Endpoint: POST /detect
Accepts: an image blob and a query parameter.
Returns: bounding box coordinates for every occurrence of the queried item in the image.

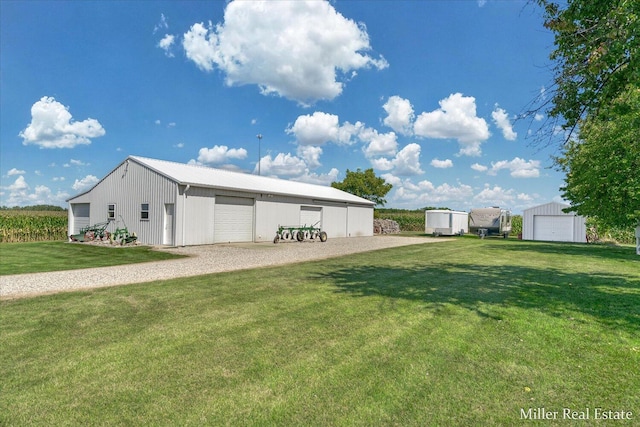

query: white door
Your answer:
[533,215,573,242]
[214,196,254,243]
[164,204,175,245]
[300,206,322,228]
[72,203,90,233]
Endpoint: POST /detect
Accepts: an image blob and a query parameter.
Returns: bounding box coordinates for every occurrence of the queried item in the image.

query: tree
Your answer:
[527,0,639,249]
[556,86,640,229]
[331,168,392,206]
[530,0,639,143]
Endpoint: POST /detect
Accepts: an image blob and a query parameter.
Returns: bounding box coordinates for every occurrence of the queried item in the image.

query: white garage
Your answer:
[67,156,375,246]
[523,202,587,243]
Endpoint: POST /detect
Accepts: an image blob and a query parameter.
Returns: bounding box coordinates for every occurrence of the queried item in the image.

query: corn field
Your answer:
[0,211,68,243]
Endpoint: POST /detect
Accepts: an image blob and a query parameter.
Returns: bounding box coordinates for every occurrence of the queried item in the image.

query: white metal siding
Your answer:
[300,206,322,228]
[533,215,574,241]
[184,190,216,245]
[214,196,254,243]
[523,202,586,243]
[70,203,90,234]
[67,161,177,245]
[322,205,348,238]
[347,205,373,237]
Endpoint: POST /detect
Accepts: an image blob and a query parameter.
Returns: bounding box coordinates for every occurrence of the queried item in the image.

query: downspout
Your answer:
[182,184,190,247]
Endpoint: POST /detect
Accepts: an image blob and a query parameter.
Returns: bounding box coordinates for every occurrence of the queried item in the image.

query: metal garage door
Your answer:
[533,215,573,242]
[300,206,322,227]
[71,203,90,234]
[214,196,254,243]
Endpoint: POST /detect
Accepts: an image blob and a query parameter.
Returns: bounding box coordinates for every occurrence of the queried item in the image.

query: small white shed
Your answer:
[522,202,586,243]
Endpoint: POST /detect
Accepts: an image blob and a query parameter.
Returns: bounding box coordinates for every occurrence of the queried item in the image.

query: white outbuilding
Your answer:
[522,202,587,243]
[67,156,374,246]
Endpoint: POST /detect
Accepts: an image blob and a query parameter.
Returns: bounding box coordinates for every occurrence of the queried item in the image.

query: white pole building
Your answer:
[522,202,587,243]
[67,156,375,246]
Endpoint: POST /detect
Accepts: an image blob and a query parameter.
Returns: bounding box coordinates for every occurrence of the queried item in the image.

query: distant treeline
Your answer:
[0,205,66,212]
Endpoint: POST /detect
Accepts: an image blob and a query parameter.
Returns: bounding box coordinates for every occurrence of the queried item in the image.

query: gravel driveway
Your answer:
[1,236,449,300]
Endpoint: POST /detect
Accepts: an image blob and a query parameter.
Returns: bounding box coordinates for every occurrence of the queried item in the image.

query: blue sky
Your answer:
[1,0,562,212]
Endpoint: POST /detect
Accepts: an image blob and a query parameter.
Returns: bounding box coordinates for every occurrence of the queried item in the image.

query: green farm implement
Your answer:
[70,221,110,242]
[69,216,137,245]
[110,216,137,245]
[273,222,327,244]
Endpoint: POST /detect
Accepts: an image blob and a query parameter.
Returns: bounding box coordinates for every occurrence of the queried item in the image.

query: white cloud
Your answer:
[471,163,488,172]
[7,168,26,176]
[430,158,453,168]
[337,121,365,145]
[392,143,423,175]
[386,175,474,207]
[287,112,340,146]
[195,145,248,165]
[297,145,323,169]
[370,143,423,176]
[158,34,176,57]
[413,93,490,156]
[72,175,99,191]
[1,176,70,207]
[382,96,415,135]
[292,167,340,186]
[474,184,515,206]
[154,13,169,34]
[491,106,517,140]
[360,128,398,157]
[19,97,106,149]
[257,152,308,177]
[489,157,540,178]
[182,0,388,104]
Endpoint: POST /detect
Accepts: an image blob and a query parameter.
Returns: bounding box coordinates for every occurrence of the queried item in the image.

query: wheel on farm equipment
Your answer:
[273,234,280,244]
[319,231,327,242]
[296,231,304,241]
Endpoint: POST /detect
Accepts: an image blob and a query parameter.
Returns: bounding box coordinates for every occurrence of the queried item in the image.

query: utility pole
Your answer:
[256,134,263,176]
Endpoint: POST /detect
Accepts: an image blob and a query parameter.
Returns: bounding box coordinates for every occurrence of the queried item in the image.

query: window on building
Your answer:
[108,204,116,220]
[141,203,149,220]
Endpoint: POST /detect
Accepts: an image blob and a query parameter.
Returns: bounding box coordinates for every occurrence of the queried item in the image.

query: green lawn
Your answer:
[1,239,638,425]
[0,241,186,275]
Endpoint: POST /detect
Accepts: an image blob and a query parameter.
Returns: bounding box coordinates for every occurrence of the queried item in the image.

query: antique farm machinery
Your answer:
[70,216,137,245]
[273,222,327,244]
[70,221,110,242]
[110,216,137,245]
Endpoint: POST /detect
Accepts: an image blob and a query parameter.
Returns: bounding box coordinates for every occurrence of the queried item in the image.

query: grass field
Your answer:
[0,242,186,276]
[1,238,638,425]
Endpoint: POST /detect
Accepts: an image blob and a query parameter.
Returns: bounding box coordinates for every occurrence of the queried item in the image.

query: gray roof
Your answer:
[128,156,374,205]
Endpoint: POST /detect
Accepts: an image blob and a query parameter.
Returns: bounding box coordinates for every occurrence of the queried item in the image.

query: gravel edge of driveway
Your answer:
[0,235,451,300]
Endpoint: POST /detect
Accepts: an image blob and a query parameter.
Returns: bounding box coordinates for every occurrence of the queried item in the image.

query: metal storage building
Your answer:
[67,156,375,246]
[522,202,586,243]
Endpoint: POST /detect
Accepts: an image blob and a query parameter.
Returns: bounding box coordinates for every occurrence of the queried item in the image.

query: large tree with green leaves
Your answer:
[532,0,639,141]
[556,86,640,229]
[331,168,392,206]
[531,0,640,237]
